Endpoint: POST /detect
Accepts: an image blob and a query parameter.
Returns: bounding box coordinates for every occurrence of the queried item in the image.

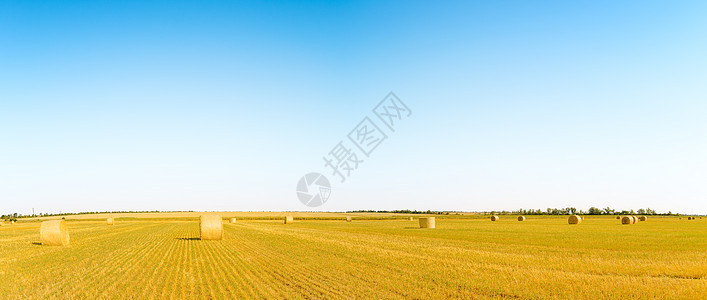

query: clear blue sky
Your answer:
[1,1,706,215]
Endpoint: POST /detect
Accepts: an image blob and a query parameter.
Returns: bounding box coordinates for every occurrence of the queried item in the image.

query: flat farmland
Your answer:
[1,216,705,298]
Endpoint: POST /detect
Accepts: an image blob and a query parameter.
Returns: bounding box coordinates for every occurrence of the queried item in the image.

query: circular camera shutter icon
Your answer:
[296,172,331,207]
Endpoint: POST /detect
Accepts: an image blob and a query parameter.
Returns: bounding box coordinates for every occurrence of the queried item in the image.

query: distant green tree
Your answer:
[588,207,602,215]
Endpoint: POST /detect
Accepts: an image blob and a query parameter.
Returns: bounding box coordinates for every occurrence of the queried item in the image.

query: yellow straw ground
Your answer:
[0,216,705,298]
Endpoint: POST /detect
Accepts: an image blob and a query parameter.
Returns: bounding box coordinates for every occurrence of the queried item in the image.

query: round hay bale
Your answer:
[284,216,294,224]
[517,216,526,221]
[229,218,237,223]
[621,216,633,225]
[11,221,15,224]
[638,216,647,221]
[632,216,638,224]
[408,217,414,221]
[490,215,499,221]
[106,218,114,225]
[419,217,435,228]
[200,215,223,240]
[568,215,582,225]
[40,220,70,246]
[616,216,621,220]
[346,216,352,222]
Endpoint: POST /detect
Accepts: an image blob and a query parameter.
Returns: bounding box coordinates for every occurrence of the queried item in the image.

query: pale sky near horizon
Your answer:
[1,1,706,215]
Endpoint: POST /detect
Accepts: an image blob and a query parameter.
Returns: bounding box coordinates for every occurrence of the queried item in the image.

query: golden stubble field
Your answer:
[1,214,705,298]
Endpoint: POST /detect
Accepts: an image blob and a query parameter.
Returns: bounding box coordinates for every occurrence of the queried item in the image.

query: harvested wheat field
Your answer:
[0,214,705,298]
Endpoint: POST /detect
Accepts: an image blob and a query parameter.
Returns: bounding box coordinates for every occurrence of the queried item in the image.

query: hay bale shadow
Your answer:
[31,242,42,246]
[176,237,200,241]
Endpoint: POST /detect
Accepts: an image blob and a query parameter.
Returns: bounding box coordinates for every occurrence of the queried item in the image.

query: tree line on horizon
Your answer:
[1,210,193,222]
[509,207,674,216]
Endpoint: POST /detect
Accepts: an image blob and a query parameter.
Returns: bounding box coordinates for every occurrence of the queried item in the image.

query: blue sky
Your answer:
[1,1,706,215]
